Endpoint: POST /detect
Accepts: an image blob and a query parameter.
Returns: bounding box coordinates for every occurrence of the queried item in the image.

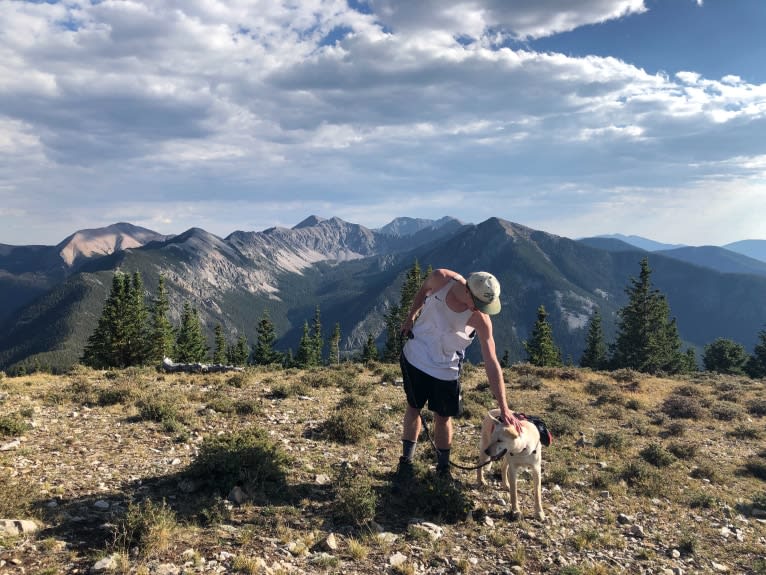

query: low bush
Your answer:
[113,499,177,558]
[661,395,704,420]
[593,431,628,452]
[639,443,675,468]
[323,397,372,444]
[333,471,377,527]
[748,398,766,417]
[0,414,29,437]
[183,427,291,502]
[667,441,697,460]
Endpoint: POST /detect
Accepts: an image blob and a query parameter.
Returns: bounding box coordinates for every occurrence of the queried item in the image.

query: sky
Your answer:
[2,0,766,247]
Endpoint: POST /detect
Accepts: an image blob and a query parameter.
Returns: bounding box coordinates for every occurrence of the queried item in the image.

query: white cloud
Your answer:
[0,0,765,245]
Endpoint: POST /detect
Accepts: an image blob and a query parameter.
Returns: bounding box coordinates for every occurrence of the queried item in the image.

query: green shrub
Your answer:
[517,374,542,390]
[661,395,704,420]
[639,443,675,468]
[625,398,643,411]
[690,463,720,483]
[333,472,377,527]
[323,401,372,444]
[593,431,628,452]
[743,461,766,481]
[97,385,135,406]
[667,441,697,460]
[544,412,578,437]
[0,414,29,438]
[688,492,716,509]
[546,393,586,419]
[183,427,291,502]
[710,402,743,421]
[748,398,766,417]
[113,499,177,557]
[618,460,664,496]
[136,395,181,423]
[611,368,640,384]
[728,427,762,441]
[584,380,611,395]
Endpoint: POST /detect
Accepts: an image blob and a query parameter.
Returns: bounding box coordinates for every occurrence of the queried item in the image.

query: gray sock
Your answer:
[402,439,416,461]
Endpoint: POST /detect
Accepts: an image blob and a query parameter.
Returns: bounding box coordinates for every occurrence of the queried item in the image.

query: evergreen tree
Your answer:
[125,272,149,366]
[580,309,607,369]
[296,321,316,367]
[175,303,208,363]
[230,335,249,367]
[500,350,510,368]
[383,260,427,362]
[362,333,379,362]
[82,272,130,368]
[148,275,175,363]
[611,257,684,374]
[746,328,766,378]
[682,347,698,373]
[213,324,227,364]
[703,338,748,375]
[311,305,324,365]
[524,305,562,367]
[329,322,341,365]
[253,310,279,365]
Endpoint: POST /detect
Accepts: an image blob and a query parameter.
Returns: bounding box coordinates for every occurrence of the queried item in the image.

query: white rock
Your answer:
[91,553,119,572]
[0,519,39,535]
[389,552,408,567]
[0,439,20,451]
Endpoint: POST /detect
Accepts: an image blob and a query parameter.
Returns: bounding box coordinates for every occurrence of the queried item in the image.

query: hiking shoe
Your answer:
[436,463,452,479]
[395,456,415,480]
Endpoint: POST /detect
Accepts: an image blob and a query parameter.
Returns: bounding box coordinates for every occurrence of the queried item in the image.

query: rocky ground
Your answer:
[1,364,765,575]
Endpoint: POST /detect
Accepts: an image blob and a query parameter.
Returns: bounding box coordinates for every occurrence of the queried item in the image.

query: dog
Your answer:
[477,408,545,520]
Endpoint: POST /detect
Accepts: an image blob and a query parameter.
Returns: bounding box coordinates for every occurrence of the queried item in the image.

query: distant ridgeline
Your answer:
[1,217,765,377]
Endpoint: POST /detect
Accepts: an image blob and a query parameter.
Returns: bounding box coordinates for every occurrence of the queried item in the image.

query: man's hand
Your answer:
[500,408,523,435]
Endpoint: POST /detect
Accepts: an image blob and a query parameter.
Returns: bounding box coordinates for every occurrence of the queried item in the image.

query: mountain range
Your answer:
[1,217,766,374]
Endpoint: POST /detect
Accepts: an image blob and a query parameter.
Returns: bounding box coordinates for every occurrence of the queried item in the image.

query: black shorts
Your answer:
[400,354,463,417]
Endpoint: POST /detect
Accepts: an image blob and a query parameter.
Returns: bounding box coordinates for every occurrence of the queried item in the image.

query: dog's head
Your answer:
[484,414,526,458]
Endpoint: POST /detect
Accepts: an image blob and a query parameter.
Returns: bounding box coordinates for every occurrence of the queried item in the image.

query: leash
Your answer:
[419,413,507,471]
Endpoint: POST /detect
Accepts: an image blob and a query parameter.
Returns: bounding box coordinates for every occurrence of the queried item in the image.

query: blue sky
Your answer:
[2,0,765,246]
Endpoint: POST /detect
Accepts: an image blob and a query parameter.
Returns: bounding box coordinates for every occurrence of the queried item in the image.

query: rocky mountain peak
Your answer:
[56,222,170,267]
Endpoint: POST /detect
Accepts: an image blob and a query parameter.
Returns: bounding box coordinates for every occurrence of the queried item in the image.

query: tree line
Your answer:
[81,258,766,378]
[525,257,766,378]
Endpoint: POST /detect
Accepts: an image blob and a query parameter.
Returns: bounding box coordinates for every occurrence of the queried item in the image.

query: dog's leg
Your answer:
[532,461,545,521]
[508,463,521,521]
[477,420,492,486]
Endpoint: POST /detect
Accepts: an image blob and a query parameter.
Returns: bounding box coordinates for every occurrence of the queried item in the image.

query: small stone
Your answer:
[389,552,408,567]
[671,549,681,558]
[315,474,331,485]
[0,439,20,451]
[323,533,339,551]
[711,562,730,573]
[155,564,180,575]
[0,519,39,535]
[629,524,645,538]
[94,500,110,510]
[408,521,444,540]
[92,553,119,572]
[617,513,633,525]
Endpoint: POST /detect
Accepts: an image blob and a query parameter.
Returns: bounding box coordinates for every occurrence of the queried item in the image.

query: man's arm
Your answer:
[473,313,523,433]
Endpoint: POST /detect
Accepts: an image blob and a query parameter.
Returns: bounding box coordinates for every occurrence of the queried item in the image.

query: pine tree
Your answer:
[311,305,324,365]
[213,324,227,364]
[148,275,175,363]
[362,333,379,362]
[611,258,684,374]
[82,272,130,368]
[383,260,427,362]
[253,310,278,365]
[703,338,748,375]
[580,309,607,369]
[175,303,208,363]
[230,335,249,367]
[524,305,561,367]
[500,350,510,368]
[329,322,341,365]
[746,328,766,378]
[125,272,149,366]
[296,321,316,367]
[682,347,698,373]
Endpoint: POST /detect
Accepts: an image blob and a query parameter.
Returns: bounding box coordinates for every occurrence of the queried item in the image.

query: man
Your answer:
[396,268,522,479]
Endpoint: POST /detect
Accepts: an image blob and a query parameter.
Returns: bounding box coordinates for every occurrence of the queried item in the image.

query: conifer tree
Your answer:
[230,335,249,367]
[296,321,316,367]
[580,309,607,369]
[703,338,748,375]
[175,303,208,363]
[746,328,766,378]
[329,322,341,365]
[500,350,510,368]
[253,310,278,365]
[125,272,149,366]
[524,305,561,367]
[384,260,427,362]
[611,258,684,374]
[311,305,324,365]
[682,347,698,373]
[362,333,379,362]
[82,272,130,368]
[148,275,175,363]
[213,324,227,364]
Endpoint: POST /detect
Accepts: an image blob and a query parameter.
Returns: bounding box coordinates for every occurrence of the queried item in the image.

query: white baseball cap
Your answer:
[466,271,501,315]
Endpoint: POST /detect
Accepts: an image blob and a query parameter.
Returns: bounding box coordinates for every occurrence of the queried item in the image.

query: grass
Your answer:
[0,365,764,575]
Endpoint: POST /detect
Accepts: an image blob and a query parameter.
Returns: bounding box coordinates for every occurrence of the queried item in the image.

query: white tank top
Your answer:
[403,280,476,380]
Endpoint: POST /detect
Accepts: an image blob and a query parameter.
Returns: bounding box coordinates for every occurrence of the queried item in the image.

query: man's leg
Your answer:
[434,414,453,473]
